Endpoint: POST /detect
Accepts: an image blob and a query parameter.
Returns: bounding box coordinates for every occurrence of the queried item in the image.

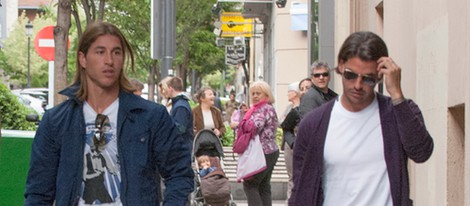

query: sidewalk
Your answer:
[234,200,287,206]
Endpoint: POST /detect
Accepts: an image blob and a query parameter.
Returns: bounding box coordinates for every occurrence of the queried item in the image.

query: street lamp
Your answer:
[276,0,287,8]
[25,22,33,88]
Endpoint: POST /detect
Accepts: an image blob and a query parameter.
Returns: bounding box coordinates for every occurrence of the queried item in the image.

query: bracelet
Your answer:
[392,97,405,106]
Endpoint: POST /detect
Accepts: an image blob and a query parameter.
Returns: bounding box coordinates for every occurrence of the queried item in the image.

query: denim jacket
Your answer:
[24,85,194,206]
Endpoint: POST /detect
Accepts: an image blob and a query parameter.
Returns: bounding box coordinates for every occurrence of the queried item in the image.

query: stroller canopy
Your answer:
[193,129,224,158]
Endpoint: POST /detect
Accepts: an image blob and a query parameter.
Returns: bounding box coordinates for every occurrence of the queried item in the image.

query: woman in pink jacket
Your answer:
[242,80,279,206]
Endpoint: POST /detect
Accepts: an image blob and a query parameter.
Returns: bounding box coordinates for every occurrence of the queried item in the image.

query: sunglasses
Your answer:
[311,72,329,78]
[342,68,378,87]
[94,114,110,148]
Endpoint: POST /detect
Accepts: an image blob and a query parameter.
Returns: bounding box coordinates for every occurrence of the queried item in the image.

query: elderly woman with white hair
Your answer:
[280,82,302,200]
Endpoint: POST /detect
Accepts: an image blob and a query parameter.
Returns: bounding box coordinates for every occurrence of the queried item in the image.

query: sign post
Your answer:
[34,26,69,109]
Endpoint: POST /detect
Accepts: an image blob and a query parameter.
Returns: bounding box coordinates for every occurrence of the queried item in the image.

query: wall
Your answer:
[272,0,309,116]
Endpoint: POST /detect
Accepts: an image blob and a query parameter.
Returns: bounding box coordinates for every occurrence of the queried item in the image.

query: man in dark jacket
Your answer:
[299,61,338,118]
[167,76,194,143]
[289,31,434,206]
[24,22,193,206]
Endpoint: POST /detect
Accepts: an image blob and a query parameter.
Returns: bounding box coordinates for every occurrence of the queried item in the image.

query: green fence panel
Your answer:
[0,136,34,206]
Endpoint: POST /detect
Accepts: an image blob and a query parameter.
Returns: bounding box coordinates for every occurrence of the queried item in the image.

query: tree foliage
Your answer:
[105,0,154,81]
[0,13,56,88]
[175,0,229,91]
[0,83,37,130]
[1,0,240,100]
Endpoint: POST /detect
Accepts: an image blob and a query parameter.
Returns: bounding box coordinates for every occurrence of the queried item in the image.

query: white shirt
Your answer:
[322,97,392,206]
[80,99,122,206]
[202,110,215,129]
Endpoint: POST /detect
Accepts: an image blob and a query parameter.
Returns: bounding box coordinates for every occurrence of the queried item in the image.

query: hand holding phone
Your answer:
[377,57,404,101]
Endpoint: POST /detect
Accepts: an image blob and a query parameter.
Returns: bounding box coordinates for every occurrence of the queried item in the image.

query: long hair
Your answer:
[158,76,172,98]
[335,31,388,73]
[72,21,135,100]
[249,80,275,104]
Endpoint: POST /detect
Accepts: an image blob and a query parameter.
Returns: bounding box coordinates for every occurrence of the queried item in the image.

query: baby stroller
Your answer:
[191,129,236,206]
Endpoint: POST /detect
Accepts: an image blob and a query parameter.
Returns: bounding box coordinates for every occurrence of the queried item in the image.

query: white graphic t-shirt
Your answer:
[79,99,122,206]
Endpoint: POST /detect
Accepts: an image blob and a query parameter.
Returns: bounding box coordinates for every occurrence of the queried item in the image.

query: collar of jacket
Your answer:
[311,84,337,100]
[172,93,189,103]
[58,83,147,118]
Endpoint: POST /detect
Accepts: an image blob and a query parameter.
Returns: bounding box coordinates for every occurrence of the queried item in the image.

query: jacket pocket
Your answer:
[128,131,150,167]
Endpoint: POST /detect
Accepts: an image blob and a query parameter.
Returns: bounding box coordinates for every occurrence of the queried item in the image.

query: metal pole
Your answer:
[161,56,171,77]
[27,35,31,88]
[160,0,175,77]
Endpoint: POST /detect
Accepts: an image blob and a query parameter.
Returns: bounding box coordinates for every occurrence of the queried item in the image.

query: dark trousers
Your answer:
[243,150,280,206]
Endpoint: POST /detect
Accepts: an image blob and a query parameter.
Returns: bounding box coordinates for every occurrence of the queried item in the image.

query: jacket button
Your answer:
[140,137,145,142]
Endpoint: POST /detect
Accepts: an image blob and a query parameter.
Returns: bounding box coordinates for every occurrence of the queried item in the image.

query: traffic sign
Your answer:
[220,12,253,37]
[34,26,70,61]
[225,45,245,66]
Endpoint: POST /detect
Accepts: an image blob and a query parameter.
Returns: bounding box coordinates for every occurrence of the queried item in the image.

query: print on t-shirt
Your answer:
[80,119,121,205]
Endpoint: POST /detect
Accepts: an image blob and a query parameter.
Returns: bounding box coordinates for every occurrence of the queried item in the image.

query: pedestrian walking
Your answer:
[24,21,194,205]
[289,31,434,206]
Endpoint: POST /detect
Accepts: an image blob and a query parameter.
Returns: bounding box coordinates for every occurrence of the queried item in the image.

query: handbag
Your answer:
[232,118,256,154]
[236,134,267,182]
[283,130,295,148]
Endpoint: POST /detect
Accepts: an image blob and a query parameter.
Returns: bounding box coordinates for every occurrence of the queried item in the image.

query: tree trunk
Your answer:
[54,0,72,105]
[180,45,190,91]
[98,0,106,20]
[90,0,97,20]
[71,9,82,38]
[194,70,202,94]
[182,65,187,90]
[81,0,92,24]
[175,63,185,88]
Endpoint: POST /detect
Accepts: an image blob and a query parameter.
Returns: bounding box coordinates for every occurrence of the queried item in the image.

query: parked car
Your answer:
[12,92,45,115]
[12,88,48,101]
[12,88,48,110]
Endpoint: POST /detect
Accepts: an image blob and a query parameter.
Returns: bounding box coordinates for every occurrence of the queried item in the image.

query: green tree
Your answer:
[49,0,240,103]
[175,0,236,93]
[0,83,36,130]
[105,0,156,97]
[0,13,56,88]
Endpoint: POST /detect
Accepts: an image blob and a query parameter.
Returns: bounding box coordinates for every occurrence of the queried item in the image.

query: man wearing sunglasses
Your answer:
[299,61,338,118]
[289,31,434,206]
[25,22,194,206]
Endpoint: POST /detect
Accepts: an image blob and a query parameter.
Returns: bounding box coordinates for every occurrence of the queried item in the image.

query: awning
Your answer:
[290,2,308,31]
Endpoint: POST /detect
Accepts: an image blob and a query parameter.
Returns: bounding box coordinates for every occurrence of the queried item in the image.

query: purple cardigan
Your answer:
[289,94,434,206]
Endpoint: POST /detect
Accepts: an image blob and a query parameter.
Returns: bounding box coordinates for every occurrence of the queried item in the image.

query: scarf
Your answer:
[243,99,268,120]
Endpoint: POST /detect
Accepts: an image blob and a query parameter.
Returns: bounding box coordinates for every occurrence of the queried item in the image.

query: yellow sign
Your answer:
[220,12,253,37]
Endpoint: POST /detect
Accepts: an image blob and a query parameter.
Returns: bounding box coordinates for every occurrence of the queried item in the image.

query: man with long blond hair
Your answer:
[25,21,193,205]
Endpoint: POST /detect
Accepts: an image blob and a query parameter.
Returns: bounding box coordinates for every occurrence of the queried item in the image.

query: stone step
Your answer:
[221,147,289,182]
[221,147,289,200]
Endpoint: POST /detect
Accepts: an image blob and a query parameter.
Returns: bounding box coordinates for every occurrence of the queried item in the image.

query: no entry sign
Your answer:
[34,26,70,61]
